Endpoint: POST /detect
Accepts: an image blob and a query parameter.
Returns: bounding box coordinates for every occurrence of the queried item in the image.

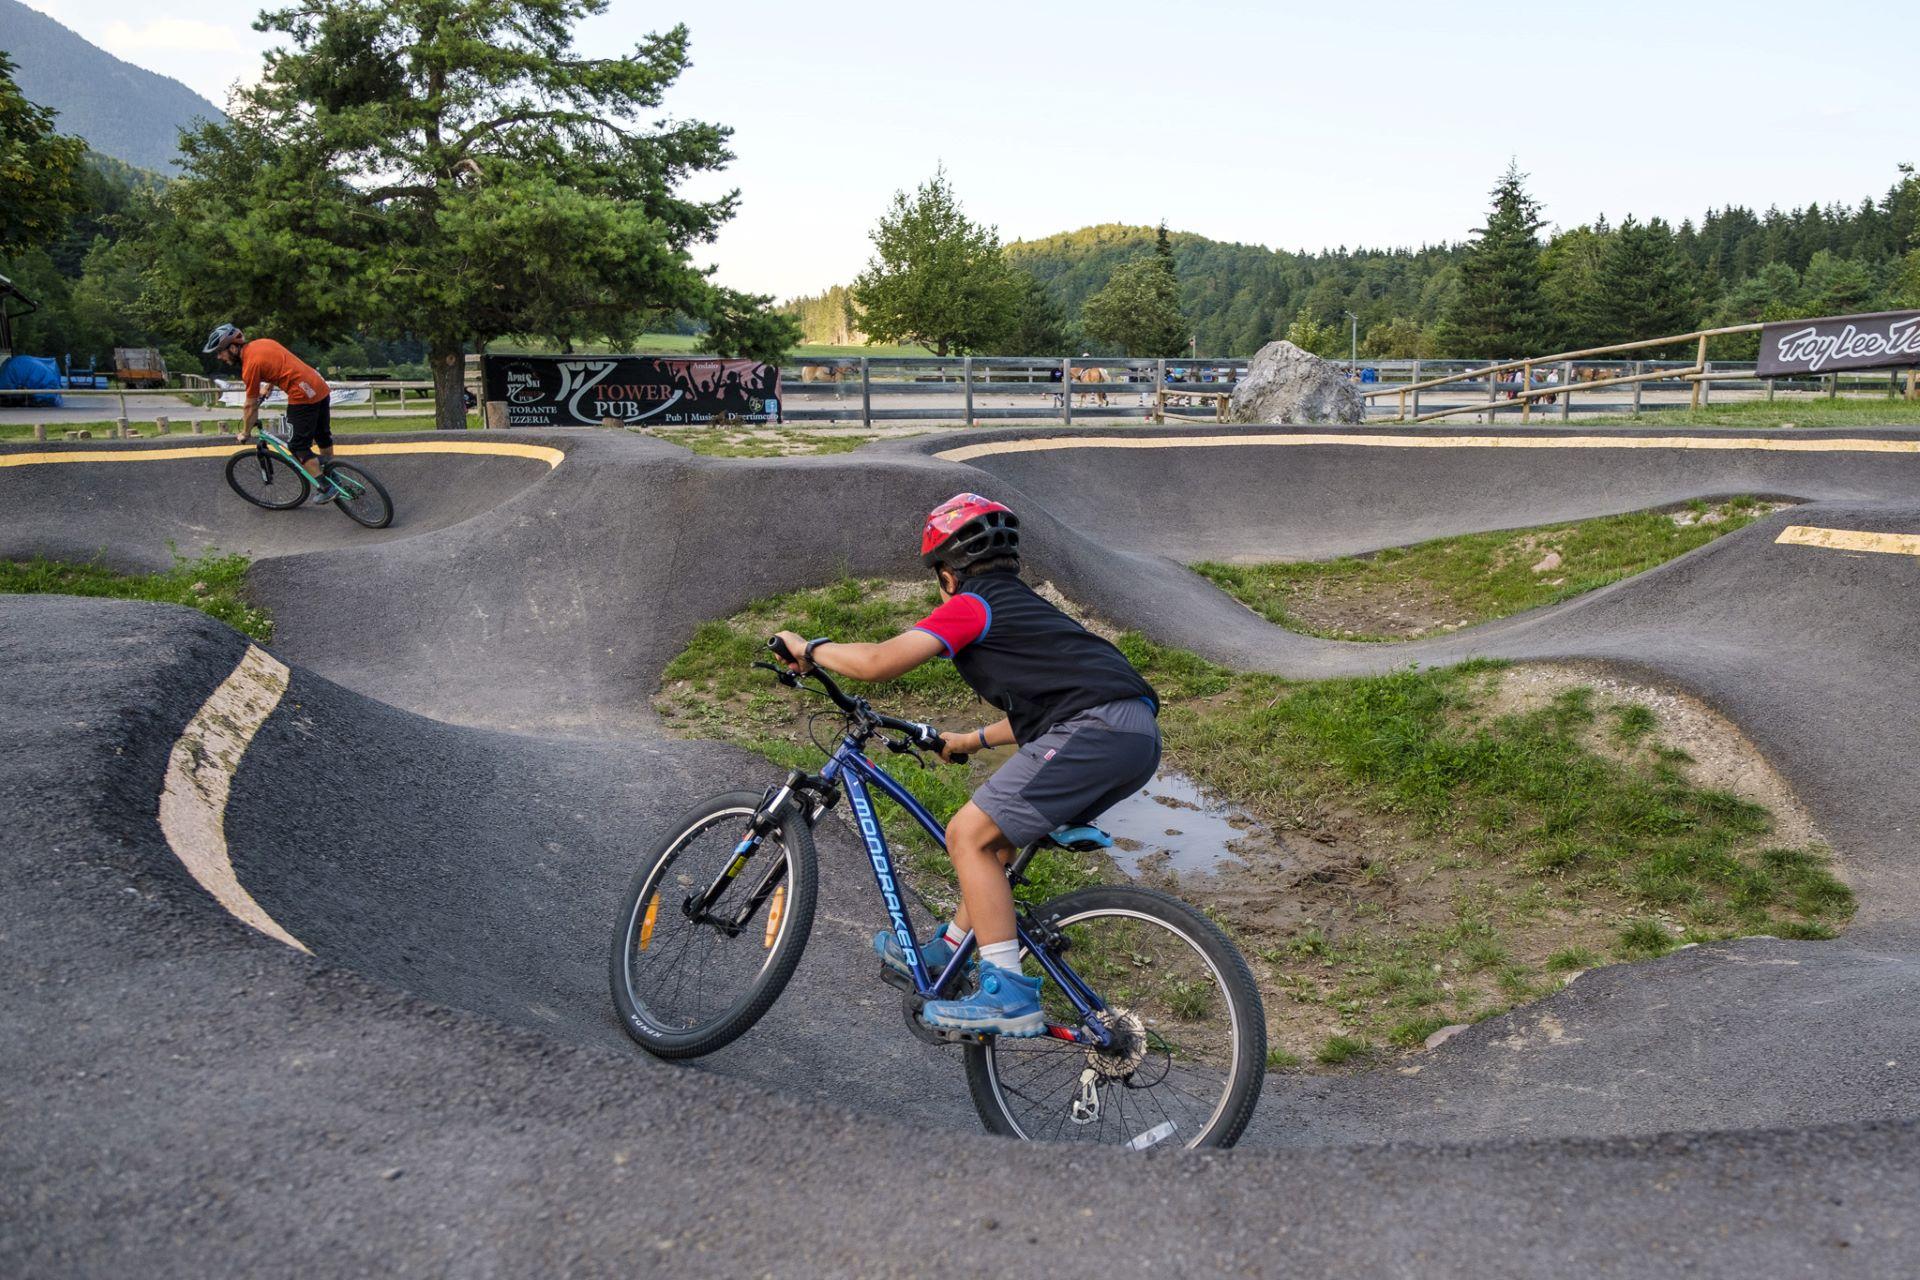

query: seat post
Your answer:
[1005,839,1046,885]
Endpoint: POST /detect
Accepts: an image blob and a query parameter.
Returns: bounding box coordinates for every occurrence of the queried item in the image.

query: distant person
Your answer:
[203,324,336,504]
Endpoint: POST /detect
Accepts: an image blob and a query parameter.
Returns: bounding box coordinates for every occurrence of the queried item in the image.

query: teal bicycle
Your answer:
[224,429,393,529]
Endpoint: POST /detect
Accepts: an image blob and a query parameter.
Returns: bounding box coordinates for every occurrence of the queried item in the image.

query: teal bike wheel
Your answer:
[323,461,394,529]
[225,447,310,510]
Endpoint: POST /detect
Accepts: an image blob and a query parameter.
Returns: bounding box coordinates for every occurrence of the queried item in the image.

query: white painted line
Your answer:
[1775,525,1920,558]
[156,644,308,952]
[933,432,1920,463]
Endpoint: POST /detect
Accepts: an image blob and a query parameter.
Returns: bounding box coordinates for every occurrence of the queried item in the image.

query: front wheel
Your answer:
[965,885,1266,1149]
[225,448,309,509]
[609,790,818,1059]
[324,461,393,529]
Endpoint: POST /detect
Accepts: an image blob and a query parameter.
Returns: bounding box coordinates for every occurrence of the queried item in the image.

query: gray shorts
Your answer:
[972,699,1161,848]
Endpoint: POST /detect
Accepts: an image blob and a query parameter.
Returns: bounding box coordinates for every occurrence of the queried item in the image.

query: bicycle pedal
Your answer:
[878,964,913,993]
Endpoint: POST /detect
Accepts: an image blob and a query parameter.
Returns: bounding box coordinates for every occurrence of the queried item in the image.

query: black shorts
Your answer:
[285,399,332,459]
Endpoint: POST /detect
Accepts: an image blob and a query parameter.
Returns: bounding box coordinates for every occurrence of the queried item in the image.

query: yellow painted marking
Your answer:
[933,432,1920,463]
[0,440,565,469]
[1775,525,1920,557]
[156,645,309,953]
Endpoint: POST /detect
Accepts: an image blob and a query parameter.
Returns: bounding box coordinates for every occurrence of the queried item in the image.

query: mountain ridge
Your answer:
[0,0,225,172]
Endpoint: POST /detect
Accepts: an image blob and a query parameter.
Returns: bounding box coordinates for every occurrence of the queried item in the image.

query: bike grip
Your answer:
[949,753,969,766]
[767,635,796,663]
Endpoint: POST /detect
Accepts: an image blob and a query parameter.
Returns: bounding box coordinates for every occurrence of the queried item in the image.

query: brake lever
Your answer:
[752,659,801,688]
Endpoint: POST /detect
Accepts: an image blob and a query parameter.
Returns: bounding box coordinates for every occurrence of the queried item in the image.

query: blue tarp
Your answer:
[0,355,63,406]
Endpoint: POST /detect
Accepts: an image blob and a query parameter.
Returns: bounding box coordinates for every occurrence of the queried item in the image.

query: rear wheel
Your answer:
[324,461,393,529]
[225,448,309,509]
[964,884,1266,1149]
[610,790,818,1059]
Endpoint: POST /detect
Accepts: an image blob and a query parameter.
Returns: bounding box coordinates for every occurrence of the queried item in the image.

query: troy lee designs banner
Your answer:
[1755,310,1920,378]
[483,354,781,426]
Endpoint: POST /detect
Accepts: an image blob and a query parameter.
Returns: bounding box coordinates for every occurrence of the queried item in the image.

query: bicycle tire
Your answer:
[325,461,394,529]
[224,448,310,510]
[609,790,818,1059]
[964,884,1266,1149]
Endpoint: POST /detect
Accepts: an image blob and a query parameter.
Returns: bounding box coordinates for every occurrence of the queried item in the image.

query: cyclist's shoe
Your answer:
[873,926,972,981]
[308,484,335,505]
[919,962,1045,1038]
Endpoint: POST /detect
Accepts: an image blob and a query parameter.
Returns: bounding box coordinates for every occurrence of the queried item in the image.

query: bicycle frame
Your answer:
[252,430,347,497]
[817,736,1115,1048]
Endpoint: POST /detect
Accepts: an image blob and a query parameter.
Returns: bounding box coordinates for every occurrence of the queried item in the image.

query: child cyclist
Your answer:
[774,494,1160,1037]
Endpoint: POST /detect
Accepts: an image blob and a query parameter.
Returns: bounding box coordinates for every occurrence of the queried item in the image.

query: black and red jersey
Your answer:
[913,570,1157,745]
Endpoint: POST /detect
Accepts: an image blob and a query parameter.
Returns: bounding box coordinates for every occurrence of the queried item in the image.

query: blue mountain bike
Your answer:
[610,640,1266,1149]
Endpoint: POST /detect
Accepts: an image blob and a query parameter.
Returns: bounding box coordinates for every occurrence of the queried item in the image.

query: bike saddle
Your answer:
[1045,824,1114,852]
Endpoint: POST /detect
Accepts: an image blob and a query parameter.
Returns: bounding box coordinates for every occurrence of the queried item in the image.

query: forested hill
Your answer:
[1006,225,1463,357]
[0,0,225,171]
[789,172,1918,360]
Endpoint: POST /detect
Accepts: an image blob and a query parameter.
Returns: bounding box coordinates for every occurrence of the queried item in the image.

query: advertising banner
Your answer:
[482,354,781,427]
[1755,309,1920,378]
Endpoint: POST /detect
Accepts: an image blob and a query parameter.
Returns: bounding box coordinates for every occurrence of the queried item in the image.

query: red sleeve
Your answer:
[912,592,989,657]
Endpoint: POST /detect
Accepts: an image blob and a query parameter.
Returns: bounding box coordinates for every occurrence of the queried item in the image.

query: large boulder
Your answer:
[1227,341,1365,425]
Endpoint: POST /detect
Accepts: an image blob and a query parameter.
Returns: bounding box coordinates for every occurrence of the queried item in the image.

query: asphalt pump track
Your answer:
[4,426,1918,1275]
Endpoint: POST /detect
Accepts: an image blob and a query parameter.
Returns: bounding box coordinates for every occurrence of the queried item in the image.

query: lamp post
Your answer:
[1343,311,1358,374]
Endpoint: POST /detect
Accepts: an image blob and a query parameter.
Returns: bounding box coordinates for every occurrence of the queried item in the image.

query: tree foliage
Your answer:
[0,52,86,256]
[849,167,1020,356]
[1575,216,1697,348]
[995,271,1074,355]
[1081,223,1186,356]
[139,0,793,427]
[1437,161,1548,357]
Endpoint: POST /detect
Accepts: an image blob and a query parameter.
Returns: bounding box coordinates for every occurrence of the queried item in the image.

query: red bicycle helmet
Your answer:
[921,493,1019,570]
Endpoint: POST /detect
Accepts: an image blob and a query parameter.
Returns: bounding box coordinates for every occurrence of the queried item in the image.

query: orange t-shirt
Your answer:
[240,338,330,406]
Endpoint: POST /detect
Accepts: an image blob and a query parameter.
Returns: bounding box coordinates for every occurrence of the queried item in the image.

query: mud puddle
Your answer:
[1099,771,1255,877]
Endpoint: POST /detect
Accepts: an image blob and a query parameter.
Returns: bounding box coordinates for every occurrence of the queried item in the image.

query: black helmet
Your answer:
[920,492,1020,571]
[202,323,241,355]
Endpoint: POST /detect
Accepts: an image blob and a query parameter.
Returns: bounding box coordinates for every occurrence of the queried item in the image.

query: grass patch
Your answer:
[1195,499,1772,641]
[657,428,877,458]
[1622,398,1920,428]
[1316,1034,1373,1065]
[0,550,271,640]
[654,577,1854,1066]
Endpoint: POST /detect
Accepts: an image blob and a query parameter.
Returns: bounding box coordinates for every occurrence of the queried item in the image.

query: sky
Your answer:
[19,0,1920,300]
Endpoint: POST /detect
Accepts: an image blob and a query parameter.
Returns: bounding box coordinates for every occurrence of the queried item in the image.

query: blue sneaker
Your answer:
[873,926,971,981]
[919,961,1045,1037]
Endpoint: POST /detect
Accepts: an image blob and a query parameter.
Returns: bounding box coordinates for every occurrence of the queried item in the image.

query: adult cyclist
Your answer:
[204,324,336,504]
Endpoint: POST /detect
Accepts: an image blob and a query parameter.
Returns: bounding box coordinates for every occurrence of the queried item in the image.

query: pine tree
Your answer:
[1437,161,1548,357]
[142,0,793,428]
[1580,217,1697,345]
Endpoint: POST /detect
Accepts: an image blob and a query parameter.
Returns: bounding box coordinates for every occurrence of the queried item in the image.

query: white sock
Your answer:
[978,940,1021,974]
[941,922,966,948]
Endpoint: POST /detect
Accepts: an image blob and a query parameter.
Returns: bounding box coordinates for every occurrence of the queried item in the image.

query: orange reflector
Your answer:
[764,885,786,949]
[638,894,660,951]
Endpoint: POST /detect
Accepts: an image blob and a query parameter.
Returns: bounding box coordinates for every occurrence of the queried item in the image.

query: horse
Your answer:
[1072,364,1111,407]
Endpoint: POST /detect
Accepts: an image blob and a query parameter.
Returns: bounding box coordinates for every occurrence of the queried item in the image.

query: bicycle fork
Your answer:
[682,781,797,940]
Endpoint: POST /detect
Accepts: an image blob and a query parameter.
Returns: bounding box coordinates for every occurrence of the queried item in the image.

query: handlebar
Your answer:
[762,636,966,764]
